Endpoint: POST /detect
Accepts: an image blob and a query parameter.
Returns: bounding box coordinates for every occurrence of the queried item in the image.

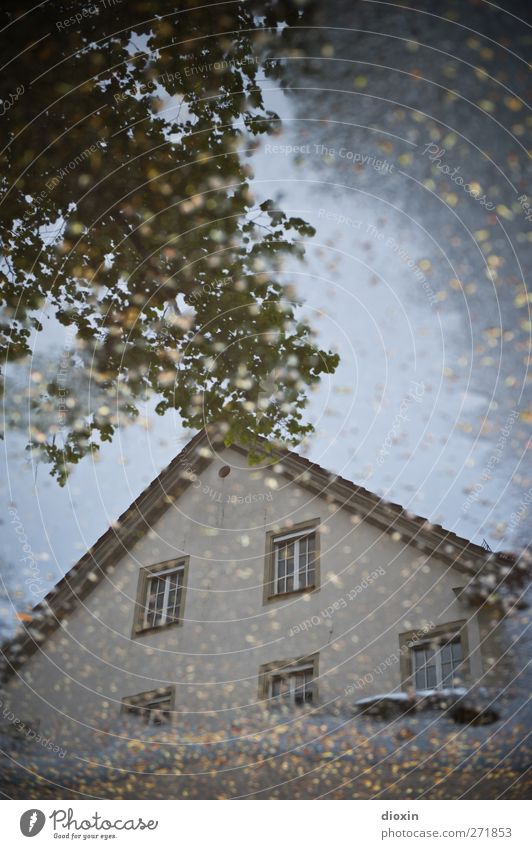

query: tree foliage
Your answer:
[0,0,338,483]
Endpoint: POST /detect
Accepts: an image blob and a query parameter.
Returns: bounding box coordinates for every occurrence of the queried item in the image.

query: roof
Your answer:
[0,425,516,679]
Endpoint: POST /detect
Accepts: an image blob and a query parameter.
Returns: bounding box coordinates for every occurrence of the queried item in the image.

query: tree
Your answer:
[0,0,338,483]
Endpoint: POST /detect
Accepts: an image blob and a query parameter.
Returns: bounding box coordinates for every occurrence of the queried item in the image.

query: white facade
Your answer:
[1,441,504,743]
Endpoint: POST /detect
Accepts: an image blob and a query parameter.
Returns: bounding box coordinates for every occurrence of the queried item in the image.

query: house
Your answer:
[0,426,513,743]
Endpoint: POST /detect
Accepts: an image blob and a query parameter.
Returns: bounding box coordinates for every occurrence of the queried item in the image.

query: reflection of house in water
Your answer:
[0,427,513,740]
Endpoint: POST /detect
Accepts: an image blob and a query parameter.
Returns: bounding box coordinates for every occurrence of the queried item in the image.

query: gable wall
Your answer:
[3,447,484,741]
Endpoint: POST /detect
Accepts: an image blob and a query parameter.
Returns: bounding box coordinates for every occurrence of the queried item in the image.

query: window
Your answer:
[133,557,189,634]
[144,564,183,629]
[122,687,174,725]
[264,521,320,601]
[259,655,319,707]
[271,664,315,705]
[411,635,463,690]
[399,621,469,691]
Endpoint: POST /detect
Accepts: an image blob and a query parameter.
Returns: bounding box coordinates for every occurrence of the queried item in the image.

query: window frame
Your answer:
[121,687,175,725]
[410,635,463,690]
[132,556,189,636]
[258,653,319,707]
[399,620,470,692]
[263,519,320,603]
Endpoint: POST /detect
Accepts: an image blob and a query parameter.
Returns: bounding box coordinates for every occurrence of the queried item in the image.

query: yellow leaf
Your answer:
[504,96,523,112]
